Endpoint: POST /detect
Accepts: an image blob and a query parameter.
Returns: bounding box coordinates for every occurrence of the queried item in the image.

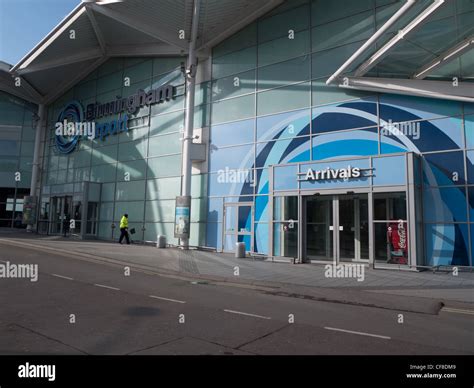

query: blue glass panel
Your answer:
[468,150,474,184]
[468,187,474,222]
[256,109,310,142]
[379,95,462,122]
[423,187,468,223]
[238,205,252,233]
[256,137,311,168]
[208,172,252,197]
[209,144,254,172]
[206,222,222,249]
[466,115,474,149]
[274,165,298,191]
[312,98,378,133]
[424,223,470,266]
[423,151,466,186]
[255,195,269,223]
[471,224,474,266]
[372,155,407,186]
[254,168,269,195]
[210,119,254,147]
[207,197,223,222]
[380,117,463,153]
[312,128,379,160]
[254,223,269,254]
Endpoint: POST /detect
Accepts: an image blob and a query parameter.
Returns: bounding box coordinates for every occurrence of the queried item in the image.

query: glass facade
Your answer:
[205,0,474,267]
[3,0,469,269]
[0,91,37,227]
[41,57,207,245]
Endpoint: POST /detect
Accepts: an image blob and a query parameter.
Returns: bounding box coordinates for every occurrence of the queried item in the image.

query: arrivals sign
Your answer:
[55,82,177,154]
[298,165,374,182]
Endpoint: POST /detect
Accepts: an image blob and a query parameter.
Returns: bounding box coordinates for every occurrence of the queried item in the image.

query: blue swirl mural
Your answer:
[209,95,473,266]
[55,101,84,154]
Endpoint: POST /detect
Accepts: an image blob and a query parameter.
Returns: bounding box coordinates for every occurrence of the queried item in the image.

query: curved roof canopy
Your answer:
[3,0,474,105]
[6,0,284,104]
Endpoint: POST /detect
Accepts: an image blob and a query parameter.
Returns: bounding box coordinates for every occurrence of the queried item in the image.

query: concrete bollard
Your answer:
[235,242,246,258]
[156,235,166,248]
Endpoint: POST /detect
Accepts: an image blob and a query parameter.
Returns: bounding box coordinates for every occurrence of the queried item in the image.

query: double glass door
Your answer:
[306,194,369,263]
[49,196,72,235]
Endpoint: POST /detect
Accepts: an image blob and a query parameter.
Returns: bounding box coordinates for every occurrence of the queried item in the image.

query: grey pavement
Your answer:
[0,230,473,308]
[0,241,473,355]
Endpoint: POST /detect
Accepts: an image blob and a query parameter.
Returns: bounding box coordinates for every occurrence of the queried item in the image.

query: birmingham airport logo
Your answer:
[55,101,127,154]
[55,83,176,154]
[380,119,421,140]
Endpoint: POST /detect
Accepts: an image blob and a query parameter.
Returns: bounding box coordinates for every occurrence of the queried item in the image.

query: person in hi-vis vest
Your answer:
[119,214,130,244]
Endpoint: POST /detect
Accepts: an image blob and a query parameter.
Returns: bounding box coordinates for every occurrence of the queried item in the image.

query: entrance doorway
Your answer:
[223,202,253,252]
[49,196,72,235]
[305,194,369,263]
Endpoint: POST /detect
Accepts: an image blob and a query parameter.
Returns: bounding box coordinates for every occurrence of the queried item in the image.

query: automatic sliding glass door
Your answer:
[305,194,368,263]
[306,196,334,261]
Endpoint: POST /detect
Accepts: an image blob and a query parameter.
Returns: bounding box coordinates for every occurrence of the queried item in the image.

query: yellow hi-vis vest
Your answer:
[120,216,128,229]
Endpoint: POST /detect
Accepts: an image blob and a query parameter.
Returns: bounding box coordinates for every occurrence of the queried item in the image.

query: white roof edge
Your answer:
[10,2,85,72]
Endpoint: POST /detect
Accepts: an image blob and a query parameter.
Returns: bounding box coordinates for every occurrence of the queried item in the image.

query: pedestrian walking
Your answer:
[119,213,130,244]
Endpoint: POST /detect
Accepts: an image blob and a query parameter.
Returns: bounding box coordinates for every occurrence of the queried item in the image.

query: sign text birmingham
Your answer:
[86,83,175,121]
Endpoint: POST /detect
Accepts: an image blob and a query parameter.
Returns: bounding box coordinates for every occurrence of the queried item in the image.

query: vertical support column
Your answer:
[297,193,303,263]
[180,0,201,249]
[407,152,419,268]
[26,103,45,232]
[368,191,374,266]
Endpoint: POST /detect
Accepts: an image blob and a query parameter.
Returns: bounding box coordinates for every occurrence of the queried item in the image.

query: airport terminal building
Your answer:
[0,0,473,269]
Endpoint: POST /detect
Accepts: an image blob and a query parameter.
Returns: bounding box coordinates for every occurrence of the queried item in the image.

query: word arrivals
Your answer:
[305,165,361,181]
[325,264,365,282]
[0,261,38,282]
[18,363,55,382]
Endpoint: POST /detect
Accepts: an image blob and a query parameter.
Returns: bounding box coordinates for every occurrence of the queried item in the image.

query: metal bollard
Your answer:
[235,242,246,258]
[156,235,166,248]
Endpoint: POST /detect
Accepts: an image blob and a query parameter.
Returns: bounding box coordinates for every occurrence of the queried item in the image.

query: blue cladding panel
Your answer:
[372,155,406,186]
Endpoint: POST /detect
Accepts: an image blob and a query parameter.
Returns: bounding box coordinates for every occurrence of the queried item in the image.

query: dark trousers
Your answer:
[119,228,130,244]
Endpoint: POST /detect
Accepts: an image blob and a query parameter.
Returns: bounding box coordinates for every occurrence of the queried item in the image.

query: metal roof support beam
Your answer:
[44,56,108,105]
[15,48,103,74]
[198,0,284,52]
[12,5,87,71]
[181,0,201,250]
[412,35,474,79]
[5,73,44,103]
[326,0,416,85]
[354,0,446,77]
[107,43,184,57]
[85,7,107,54]
[338,76,474,103]
[88,3,187,51]
[26,103,46,232]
